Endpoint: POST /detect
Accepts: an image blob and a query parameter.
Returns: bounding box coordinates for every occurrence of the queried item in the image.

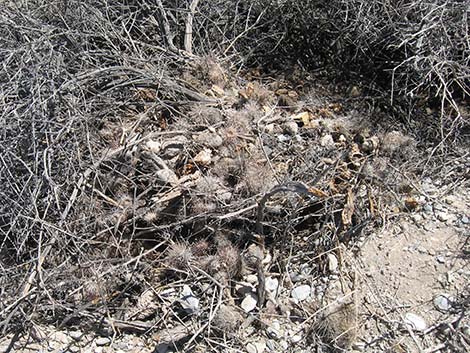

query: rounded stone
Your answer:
[95,337,111,346]
[434,294,453,312]
[404,313,427,331]
[241,293,258,313]
[291,285,311,302]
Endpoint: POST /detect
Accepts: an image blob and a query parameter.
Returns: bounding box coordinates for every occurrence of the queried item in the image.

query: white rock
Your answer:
[262,253,272,265]
[244,274,259,284]
[180,285,199,313]
[352,342,366,351]
[327,253,339,273]
[283,121,299,135]
[156,169,178,184]
[279,340,289,350]
[95,337,111,346]
[194,148,212,164]
[290,334,303,344]
[50,331,70,344]
[246,340,266,353]
[436,211,450,222]
[146,140,161,153]
[423,204,433,213]
[291,285,311,302]
[404,313,427,331]
[264,124,275,134]
[277,134,290,143]
[241,293,258,313]
[194,132,223,148]
[434,294,453,312]
[265,277,279,293]
[266,340,275,351]
[320,134,335,147]
[411,214,423,223]
[69,330,83,341]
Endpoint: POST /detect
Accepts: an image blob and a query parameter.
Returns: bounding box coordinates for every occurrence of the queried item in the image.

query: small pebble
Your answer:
[277,134,290,143]
[352,342,366,351]
[283,121,299,135]
[404,313,427,331]
[290,334,303,344]
[320,134,335,148]
[241,293,258,313]
[423,204,433,214]
[461,215,469,224]
[264,124,275,134]
[291,285,311,302]
[434,293,453,312]
[246,340,266,353]
[95,337,111,346]
[156,169,178,184]
[245,274,259,284]
[265,277,279,294]
[436,211,450,222]
[69,331,83,341]
[327,253,339,273]
[279,340,289,350]
[193,148,212,164]
[180,285,199,314]
[411,214,423,223]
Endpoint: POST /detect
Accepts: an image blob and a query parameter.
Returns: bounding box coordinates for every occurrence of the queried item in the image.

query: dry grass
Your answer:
[0,1,468,352]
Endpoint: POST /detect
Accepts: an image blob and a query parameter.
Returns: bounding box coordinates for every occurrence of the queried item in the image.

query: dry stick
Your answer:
[20,125,184,297]
[254,182,316,308]
[184,0,200,54]
[155,0,178,52]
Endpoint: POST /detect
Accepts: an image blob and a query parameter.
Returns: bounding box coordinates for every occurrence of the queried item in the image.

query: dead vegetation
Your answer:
[0,1,469,352]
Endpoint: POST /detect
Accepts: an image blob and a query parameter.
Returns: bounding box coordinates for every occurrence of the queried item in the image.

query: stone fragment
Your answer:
[156,169,178,184]
[265,277,279,294]
[283,121,299,135]
[246,340,266,353]
[404,313,427,331]
[193,148,212,165]
[434,293,453,312]
[146,140,161,153]
[320,134,335,148]
[327,253,339,273]
[291,285,311,302]
[69,330,83,341]
[95,337,111,346]
[180,285,199,314]
[241,293,258,313]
